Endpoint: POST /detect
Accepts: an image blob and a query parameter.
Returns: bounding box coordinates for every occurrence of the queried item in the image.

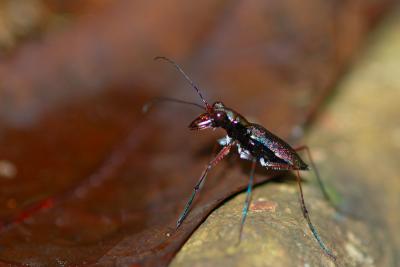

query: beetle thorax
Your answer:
[212,102,249,127]
[211,102,250,143]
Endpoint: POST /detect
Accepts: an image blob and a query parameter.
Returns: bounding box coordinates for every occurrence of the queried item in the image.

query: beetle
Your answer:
[147,56,336,261]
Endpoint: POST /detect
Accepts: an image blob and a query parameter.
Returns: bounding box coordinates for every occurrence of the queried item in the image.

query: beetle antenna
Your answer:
[142,97,204,113]
[154,56,211,110]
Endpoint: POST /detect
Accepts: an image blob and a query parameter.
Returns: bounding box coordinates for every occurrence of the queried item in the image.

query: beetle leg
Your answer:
[176,142,235,229]
[294,145,335,207]
[294,170,336,261]
[238,158,257,242]
[261,161,336,260]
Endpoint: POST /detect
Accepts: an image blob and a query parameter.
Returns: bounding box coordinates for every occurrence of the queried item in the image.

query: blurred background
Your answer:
[0,0,398,266]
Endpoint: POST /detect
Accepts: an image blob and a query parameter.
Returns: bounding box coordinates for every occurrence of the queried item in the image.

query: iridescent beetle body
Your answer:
[149,57,336,262]
[190,101,308,170]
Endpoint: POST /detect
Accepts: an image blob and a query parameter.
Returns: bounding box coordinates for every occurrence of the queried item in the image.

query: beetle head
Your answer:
[189,101,228,130]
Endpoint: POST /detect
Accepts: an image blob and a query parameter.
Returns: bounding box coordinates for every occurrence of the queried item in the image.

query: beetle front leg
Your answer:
[176,142,235,229]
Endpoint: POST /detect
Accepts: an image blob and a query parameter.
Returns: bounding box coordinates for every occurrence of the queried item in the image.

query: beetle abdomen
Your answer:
[246,124,308,170]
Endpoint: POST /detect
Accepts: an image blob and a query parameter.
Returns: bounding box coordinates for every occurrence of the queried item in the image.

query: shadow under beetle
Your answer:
[146,56,337,261]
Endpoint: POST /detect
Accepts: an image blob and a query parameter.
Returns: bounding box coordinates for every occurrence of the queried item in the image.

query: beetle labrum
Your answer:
[146,56,336,261]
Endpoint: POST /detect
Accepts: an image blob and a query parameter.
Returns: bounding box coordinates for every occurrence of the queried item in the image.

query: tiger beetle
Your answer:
[145,56,336,261]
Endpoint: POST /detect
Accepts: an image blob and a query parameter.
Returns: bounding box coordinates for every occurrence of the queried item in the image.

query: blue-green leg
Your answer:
[294,170,336,261]
[295,145,333,205]
[176,143,233,229]
[238,159,257,242]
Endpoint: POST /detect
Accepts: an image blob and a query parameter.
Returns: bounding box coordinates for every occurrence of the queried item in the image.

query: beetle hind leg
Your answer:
[294,146,339,210]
